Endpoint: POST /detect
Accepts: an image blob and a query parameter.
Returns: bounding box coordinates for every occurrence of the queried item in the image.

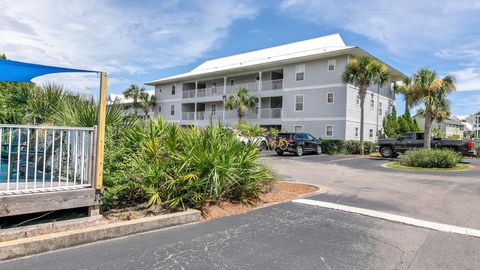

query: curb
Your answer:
[0,209,200,261]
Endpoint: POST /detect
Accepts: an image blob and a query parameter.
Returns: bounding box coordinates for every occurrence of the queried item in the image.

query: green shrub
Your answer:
[320,140,376,155]
[399,148,463,168]
[120,118,274,210]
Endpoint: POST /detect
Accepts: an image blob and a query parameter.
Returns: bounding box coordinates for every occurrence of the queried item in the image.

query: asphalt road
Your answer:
[2,202,480,270]
[3,153,479,269]
[262,153,480,228]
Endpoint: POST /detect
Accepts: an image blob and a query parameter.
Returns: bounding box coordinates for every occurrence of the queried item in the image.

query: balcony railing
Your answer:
[259,108,282,119]
[196,111,223,121]
[0,124,95,194]
[182,89,196,99]
[261,79,283,91]
[226,82,259,95]
[197,86,224,98]
[182,111,195,120]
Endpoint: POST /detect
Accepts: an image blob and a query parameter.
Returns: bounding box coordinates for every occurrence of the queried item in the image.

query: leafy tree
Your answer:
[383,106,421,138]
[408,68,456,148]
[224,88,256,123]
[123,84,145,114]
[342,56,389,154]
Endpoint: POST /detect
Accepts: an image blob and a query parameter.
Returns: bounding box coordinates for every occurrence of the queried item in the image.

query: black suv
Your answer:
[275,133,322,156]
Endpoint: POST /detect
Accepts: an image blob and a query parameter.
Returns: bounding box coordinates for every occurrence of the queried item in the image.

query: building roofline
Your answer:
[145,46,406,86]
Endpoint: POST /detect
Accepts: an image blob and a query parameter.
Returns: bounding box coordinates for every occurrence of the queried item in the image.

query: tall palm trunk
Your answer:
[424,110,432,149]
[133,97,138,115]
[359,89,366,155]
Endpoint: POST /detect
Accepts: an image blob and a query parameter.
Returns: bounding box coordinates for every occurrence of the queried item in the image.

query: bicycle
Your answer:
[266,137,288,151]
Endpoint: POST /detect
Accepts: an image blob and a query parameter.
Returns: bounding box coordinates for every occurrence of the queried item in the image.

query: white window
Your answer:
[295,64,305,81]
[171,85,176,95]
[327,59,336,72]
[370,94,375,109]
[369,129,374,138]
[437,124,442,130]
[355,127,359,137]
[378,102,383,116]
[170,105,175,115]
[294,125,303,133]
[356,95,360,105]
[158,105,161,112]
[325,125,333,137]
[327,92,334,104]
[295,95,304,111]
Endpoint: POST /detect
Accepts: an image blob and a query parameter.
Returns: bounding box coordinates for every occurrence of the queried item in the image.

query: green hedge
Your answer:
[320,140,376,155]
[399,148,463,168]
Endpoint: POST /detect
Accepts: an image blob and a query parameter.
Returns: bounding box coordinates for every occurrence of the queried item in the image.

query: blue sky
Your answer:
[1,0,480,117]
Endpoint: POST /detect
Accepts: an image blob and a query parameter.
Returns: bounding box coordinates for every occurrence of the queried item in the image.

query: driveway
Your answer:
[2,201,480,270]
[261,153,480,228]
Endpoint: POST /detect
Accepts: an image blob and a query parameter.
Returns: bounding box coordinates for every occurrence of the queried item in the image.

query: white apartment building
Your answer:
[466,112,480,138]
[146,34,404,141]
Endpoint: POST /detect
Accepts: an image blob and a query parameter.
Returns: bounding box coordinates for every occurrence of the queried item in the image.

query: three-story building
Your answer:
[146,34,404,141]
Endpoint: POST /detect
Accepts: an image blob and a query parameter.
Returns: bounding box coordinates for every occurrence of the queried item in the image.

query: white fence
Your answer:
[0,124,95,195]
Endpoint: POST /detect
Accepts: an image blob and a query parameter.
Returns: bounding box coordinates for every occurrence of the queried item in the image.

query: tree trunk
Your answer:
[359,89,366,155]
[424,110,432,149]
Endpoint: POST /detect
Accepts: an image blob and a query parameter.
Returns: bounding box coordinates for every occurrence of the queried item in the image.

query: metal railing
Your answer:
[182,89,196,99]
[259,108,282,119]
[226,82,259,95]
[196,87,224,98]
[261,79,283,91]
[182,112,195,120]
[0,124,95,194]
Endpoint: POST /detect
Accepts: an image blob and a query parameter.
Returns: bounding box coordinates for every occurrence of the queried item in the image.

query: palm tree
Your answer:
[123,84,144,114]
[408,68,456,148]
[138,92,157,119]
[224,88,256,124]
[342,56,388,155]
[394,76,415,113]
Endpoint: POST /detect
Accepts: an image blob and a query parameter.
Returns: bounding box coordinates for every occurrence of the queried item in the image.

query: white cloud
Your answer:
[279,0,480,54]
[450,67,480,91]
[0,0,258,90]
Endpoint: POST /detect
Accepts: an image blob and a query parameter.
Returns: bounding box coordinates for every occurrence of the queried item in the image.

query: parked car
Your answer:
[275,133,322,156]
[378,132,478,158]
[226,127,268,150]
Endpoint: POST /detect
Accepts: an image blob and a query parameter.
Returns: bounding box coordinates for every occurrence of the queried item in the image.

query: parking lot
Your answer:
[261,152,480,228]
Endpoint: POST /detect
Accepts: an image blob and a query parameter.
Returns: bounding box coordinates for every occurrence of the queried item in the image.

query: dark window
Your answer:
[158,106,161,112]
[170,105,175,115]
[171,85,176,95]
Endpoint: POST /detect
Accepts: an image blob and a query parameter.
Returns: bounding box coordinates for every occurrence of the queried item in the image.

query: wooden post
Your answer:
[95,72,107,190]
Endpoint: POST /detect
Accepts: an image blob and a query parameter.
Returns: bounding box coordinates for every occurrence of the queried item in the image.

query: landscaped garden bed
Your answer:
[384,148,474,171]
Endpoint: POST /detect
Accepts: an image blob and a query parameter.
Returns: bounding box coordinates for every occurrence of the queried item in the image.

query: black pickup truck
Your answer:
[378,132,478,158]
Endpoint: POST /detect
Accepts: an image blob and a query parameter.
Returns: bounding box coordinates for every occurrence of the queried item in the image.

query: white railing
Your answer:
[226,82,259,95]
[261,79,283,91]
[0,124,95,194]
[197,87,224,98]
[182,90,196,99]
[259,108,282,119]
[182,112,195,120]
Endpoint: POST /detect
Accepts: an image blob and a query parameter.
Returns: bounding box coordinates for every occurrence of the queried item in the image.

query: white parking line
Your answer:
[327,157,363,163]
[292,199,480,238]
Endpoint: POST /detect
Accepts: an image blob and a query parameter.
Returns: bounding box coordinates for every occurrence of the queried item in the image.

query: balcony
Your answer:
[197,87,223,98]
[226,82,259,95]
[259,108,282,119]
[261,79,283,91]
[197,111,223,121]
[182,90,195,99]
[182,112,195,120]
[223,108,282,120]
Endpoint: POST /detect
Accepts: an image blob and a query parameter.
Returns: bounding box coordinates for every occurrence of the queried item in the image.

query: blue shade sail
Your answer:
[0,59,98,82]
